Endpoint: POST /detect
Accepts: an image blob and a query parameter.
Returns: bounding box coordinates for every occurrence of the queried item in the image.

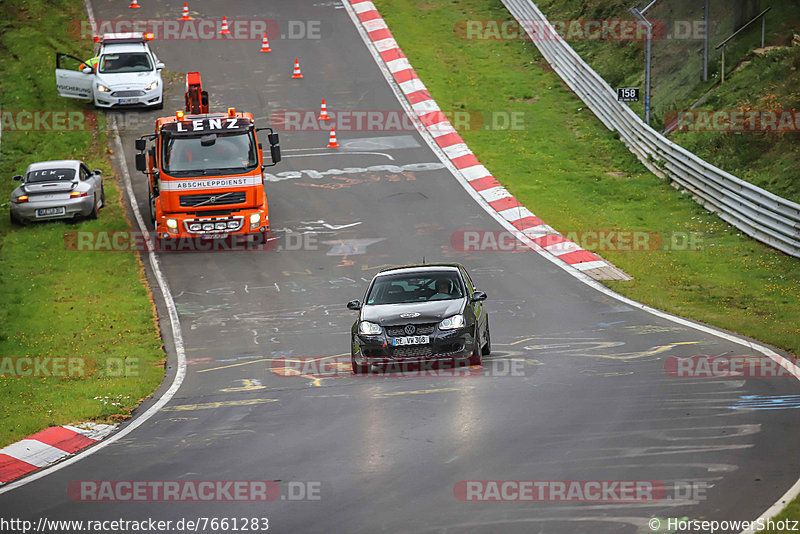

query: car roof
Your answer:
[25,160,82,173]
[377,263,464,277]
[100,43,149,54]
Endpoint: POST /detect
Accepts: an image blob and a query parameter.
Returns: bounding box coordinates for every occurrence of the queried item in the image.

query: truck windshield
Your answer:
[162,131,258,175]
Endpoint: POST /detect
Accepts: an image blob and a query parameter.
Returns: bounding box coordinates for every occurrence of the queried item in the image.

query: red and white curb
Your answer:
[0,423,115,484]
[348,0,629,281]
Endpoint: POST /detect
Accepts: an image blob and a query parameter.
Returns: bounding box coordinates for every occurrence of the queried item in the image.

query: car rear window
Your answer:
[26,168,76,182]
[367,271,464,305]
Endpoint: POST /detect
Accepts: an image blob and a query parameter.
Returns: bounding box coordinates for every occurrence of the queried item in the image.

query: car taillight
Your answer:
[70,191,88,198]
[15,195,28,203]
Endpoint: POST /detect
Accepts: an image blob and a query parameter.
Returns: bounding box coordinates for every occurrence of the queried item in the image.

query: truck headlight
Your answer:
[97,84,111,92]
[249,213,260,228]
[145,80,159,91]
[358,321,382,335]
[166,218,178,231]
[439,314,465,330]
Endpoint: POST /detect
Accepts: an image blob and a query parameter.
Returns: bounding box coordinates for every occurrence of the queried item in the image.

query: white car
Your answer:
[55,33,164,109]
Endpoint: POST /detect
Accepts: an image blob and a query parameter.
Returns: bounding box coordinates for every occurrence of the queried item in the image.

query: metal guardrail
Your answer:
[502,0,800,258]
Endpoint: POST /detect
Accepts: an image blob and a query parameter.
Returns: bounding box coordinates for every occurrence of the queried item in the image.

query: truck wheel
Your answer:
[148,190,157,225]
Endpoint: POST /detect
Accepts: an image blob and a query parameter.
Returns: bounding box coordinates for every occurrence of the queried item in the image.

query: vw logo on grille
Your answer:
[400,312,420,318]
[404,324,416,335]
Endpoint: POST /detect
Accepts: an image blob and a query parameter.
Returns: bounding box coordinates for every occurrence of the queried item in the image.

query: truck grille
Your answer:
[180,191,246,208]
[386,324,436,337]
[111,90,145,97]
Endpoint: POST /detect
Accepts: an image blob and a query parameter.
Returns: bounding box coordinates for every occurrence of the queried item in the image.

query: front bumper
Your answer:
[155,208,269,240]
[352,326,474,366]
[10,196,94,222]
[94,86,162,108]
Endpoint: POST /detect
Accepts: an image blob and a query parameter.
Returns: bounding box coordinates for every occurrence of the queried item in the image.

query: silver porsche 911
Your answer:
[10,160,104,225]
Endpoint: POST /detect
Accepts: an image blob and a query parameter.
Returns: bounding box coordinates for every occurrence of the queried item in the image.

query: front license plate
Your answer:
[392,336,430,346]
[201,233,228,240]
[36,207,66,217]
[118,98,139,104]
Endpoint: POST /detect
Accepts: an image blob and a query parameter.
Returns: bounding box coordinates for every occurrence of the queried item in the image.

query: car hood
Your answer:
[97,71,157,89]
[361,300,465,326]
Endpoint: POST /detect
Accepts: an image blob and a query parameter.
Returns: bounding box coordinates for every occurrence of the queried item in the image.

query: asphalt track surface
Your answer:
[2,1,799,533]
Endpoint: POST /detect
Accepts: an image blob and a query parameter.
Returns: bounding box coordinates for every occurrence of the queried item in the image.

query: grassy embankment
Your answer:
[0,0,165,447]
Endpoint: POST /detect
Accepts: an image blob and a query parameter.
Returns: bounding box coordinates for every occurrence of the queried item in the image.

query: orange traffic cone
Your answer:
[259,33,271,53]
[291,58,303,79]
[318,99,330,120]
[180,2,192,20]
[220,15,231,35]
[327,126,339,148]
[129,0,141,8]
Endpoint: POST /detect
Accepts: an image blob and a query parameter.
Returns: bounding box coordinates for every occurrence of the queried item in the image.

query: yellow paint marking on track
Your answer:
[374,387,465,397]
[584,341,700,360]
[220,379,267,392]
[164,398,279,411]
[360,263,395,271]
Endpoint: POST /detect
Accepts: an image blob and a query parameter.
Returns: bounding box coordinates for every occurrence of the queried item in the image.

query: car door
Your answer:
[55,53,94,100]
[461,267,485,342]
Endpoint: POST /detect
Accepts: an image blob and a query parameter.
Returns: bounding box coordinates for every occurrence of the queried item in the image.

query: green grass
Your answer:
[374,0,800,525]
[0,0,165,447]
[533,0,800,206]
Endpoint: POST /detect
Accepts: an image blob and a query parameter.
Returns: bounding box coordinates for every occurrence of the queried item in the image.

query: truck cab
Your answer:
[135,75,280,242]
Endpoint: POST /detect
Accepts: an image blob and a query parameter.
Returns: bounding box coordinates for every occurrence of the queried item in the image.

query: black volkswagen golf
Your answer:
[347,263,490,373]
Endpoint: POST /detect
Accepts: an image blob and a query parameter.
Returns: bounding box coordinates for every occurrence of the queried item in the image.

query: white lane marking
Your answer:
[0,0,187,496]
[341,3,800,527]
[283,151,395,160]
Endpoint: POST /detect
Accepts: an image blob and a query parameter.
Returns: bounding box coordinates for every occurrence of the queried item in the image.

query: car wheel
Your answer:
[482,318,491,356]
[352,355,369,374]
[469,332,482,366]
[88,194,99,219]
[10,211,25,226]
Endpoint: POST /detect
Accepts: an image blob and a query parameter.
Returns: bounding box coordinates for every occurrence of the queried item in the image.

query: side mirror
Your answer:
[93,169,102,175]
[346,300,362,311]
[156,62,165,70]
[268,132,279,145]
[135,138,146,151]
[270,144,281,164]
[470,291,487,302]
[82,66,93,74]
[12,175,23,181]
[135,153,147,172]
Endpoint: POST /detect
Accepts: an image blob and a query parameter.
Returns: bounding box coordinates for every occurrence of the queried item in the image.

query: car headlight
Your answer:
[439,314,465,330]
[97,84,111,92]
[358,321,382,335]
[166,218,178,230]
[145,80,159,91]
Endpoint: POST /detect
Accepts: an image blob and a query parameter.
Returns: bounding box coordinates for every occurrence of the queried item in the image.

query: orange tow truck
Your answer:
[135,72,280,243]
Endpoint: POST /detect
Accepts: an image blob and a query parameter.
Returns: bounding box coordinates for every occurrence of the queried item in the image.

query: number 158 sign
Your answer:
[617,88,639,102]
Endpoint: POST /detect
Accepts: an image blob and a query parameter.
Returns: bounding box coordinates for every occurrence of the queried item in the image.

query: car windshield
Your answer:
[26,168,76,183]
[162,132,258,174]
[99,52,152,73]
[366,272,464,305]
